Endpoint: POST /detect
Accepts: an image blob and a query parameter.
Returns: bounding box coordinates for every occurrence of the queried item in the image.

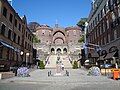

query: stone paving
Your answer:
[0,68,120,90]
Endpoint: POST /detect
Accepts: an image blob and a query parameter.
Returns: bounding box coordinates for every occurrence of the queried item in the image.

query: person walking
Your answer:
[61,63,64,71]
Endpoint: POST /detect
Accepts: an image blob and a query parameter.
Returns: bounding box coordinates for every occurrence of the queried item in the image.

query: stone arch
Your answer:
[51,48,55,53]
[63,48,67,53]
[53,37,64,44]
[56,48,61,54]
[53,31,65,36]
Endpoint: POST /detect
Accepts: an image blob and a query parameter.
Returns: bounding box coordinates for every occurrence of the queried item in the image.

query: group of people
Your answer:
[17,66,30,77]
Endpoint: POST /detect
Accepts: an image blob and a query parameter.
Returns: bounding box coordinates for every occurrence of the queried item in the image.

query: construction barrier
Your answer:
[111,69,120,80]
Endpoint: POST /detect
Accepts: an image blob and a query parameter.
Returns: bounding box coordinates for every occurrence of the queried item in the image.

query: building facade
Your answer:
[0,0,33,71]
[31,24,83,61]
[87,0,120,66]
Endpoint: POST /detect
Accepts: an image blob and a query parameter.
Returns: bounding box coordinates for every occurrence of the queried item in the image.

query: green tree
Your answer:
[33,35,40,43]
[77,18,87,31]
[72,61,78,69]
[78,35,84,43]
[39,61,45,69]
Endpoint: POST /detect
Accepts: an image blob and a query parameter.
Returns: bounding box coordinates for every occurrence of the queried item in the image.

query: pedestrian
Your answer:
[61,63,64,71]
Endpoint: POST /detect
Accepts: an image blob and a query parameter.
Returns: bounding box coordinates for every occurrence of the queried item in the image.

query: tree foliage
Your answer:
[77,18,88,31]
[39,61,45,69]
[72,61,78,69]
[78,35,84,43]
[33,35,40,43]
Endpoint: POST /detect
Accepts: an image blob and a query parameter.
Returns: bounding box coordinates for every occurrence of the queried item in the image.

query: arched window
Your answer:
[51,48,55,53]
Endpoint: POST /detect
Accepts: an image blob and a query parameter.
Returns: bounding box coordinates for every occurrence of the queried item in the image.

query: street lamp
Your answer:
[20,51,24,62]
[26,53,30,66]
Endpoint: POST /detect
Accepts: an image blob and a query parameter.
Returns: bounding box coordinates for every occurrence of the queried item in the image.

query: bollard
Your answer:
[66,70,69,76]
[50,71,51,76]
[48,72,50,77]
[67,71,69,76]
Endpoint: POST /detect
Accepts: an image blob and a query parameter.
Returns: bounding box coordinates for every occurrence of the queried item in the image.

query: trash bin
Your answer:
[113,69,119,80]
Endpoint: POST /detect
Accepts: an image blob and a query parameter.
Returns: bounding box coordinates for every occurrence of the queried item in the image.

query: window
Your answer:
[97,27,99,37]
[9,13,13,23]
[99,25,102,35]
[108,34,110,43]
[96,29,97,38]
[73,30,76,36]
[18,36,20,44]
[3,7,7,17]
[8,29,11,39]
[107,19,109,29]
[100,10,103,19]
[104,5,106,14]
[114,30,117,39]
[98,14,100,21]
[15,19,17,27]
[104,37,106,45]
[27,44,29,50]
[30,36,31,41]
[101,22,103,34]
[49,31,51,36]
[103,20,105,32]
[1,24,6,35]
[25,42,27,49]
[95,17,97,25]
[13,33,16,42]
[113,0,117,6]
[106,1,109,13]
[26,32,27,37]
[18,23,21,31]
[0,47,3,58]
[117,0,120,4]
[42,30,45,35]
[93,20,94,27]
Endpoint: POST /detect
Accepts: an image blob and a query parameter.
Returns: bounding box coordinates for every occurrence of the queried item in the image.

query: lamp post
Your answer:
[84,22,88,58]
[20,51,23,61]
[26,53,30,66]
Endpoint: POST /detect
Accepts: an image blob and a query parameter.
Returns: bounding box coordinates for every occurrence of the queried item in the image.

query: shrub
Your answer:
[72,61,78,69]
[39,61,45,69]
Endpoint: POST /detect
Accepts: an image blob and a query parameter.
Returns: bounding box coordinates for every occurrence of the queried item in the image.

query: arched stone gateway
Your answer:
[56,48,61,54]
[53,30,65,36]
[63,48,67,53]
[53,37,64,44]
[51,48,55,53]
[34,24,82,68]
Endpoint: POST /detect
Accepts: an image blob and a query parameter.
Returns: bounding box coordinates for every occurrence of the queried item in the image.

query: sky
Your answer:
[12,0,91,27]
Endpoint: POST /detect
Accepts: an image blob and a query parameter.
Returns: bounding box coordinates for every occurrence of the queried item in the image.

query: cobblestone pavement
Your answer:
[0,68,120,90]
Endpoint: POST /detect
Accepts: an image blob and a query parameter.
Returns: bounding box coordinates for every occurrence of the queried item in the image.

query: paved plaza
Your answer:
[0,68,120,90]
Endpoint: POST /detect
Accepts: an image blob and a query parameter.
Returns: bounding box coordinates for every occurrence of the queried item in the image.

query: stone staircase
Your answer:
[60,55,72,69]
[45,54,72,69]
[45,55,57,69]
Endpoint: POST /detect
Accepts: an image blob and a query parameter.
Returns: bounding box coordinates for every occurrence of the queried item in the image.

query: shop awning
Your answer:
[0,40,14,49]
[104,52,117,59]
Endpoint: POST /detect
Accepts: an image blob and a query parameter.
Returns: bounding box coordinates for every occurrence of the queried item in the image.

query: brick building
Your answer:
[86,0,120,66]
[0,0,33,71]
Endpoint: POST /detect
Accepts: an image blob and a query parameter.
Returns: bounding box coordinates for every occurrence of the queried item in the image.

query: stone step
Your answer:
[45,55,72,68]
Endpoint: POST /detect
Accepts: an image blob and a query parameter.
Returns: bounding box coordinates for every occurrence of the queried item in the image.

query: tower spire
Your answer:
[55,19,58,28]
